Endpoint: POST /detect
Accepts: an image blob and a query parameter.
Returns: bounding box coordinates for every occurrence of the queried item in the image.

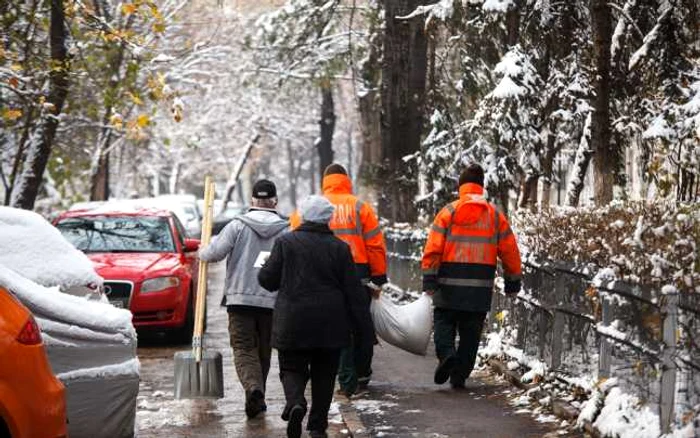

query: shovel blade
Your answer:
[173,350,224,399]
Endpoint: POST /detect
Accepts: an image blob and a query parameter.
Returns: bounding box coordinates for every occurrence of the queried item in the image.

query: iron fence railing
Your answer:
[384,235,700,434]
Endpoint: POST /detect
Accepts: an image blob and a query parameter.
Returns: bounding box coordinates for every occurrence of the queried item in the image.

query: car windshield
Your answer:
[56,216,176,253]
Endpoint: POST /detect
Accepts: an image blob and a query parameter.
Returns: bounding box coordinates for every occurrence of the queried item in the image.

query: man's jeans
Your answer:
[433,308,487,383]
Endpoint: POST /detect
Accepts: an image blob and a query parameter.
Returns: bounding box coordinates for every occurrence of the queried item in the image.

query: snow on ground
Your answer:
[0,206,103,288]
[351,399,399,416]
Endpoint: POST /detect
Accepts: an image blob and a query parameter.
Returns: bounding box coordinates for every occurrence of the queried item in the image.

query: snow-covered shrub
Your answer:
[514,202,700,294]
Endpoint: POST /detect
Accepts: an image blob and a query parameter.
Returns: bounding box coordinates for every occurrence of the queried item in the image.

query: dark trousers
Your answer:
[338,286,374,393]
[278,349,341,433]
[228,308,273,397]
[337,334,373,393]
[433,308,487,383]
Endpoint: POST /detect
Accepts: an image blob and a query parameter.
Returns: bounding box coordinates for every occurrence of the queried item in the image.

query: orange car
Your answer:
[0,286,68,438]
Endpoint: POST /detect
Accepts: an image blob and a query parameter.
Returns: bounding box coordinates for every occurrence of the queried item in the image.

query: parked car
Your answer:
[55,206,201,341]
[0,206,104,299]
[198,199,248,235]
[0,206,138,438]
[69,196,203,238]
[154,194,203,238]
[0,285,68,438]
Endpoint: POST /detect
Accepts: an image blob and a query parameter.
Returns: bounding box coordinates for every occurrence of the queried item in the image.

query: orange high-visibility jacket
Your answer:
[421,183,522,312]
[290,174,388,285]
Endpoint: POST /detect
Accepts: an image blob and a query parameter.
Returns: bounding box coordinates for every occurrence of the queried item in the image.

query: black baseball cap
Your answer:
[252,179,276,199]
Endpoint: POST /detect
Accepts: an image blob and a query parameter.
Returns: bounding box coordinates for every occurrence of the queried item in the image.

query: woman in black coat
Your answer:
[258,195,372,438]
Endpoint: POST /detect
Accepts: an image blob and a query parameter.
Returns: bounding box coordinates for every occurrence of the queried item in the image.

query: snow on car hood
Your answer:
[88,252,182,279]
[0,264,134,338]
[0,207,103,288]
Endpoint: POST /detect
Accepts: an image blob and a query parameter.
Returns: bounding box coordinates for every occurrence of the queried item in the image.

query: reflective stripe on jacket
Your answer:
[421,183,522,311]
[290,174,387,284]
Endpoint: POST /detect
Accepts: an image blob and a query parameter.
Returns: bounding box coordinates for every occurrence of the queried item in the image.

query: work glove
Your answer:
[504,279,521,295]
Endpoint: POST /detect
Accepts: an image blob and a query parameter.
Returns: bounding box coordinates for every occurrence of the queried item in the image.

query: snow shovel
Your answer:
[174,177,224,399]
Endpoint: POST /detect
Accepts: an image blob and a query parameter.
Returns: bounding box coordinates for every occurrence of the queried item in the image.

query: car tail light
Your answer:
[17,316,42,345]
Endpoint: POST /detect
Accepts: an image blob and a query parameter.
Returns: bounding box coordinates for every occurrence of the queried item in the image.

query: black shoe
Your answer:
[245,389,264,419]
[434,355,458,385]
[450,370,466,389]
[309,431,328,438]
[287,405,306,438]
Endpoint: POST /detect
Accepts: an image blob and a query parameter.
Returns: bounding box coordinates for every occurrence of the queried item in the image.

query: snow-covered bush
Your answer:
[514,202,700,294]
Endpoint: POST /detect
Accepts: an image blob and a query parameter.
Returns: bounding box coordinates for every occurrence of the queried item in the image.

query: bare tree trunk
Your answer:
[566,113,593,206]
[357,8,382,198]
[286,141,298,209]
[11,0,69,210]
[518,174,539,212]
[379,0,428,223]
[90,148,110,200]
[540,137,557,210]
[318,83,335,180]
[591,0,615,206]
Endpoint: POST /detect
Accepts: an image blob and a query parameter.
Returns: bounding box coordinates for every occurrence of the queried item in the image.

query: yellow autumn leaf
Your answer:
[136,114,150,128]
[3,108,23,121]
[128,92,144,106]
[10,63,22,72]
[152,21,166,34]
[495,311,506,323]
[121,3,138,15]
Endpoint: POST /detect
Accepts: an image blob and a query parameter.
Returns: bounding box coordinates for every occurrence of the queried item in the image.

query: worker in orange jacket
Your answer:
[421,163,522,389]
[291,163,387,395]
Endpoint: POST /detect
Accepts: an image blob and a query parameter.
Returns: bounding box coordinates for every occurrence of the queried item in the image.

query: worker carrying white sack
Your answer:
[368,283,432,356]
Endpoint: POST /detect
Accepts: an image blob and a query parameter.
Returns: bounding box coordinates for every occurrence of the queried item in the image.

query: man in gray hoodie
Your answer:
[199,179,288,419]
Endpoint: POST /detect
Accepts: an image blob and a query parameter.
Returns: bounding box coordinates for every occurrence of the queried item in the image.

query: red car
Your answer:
[55,207,201,341]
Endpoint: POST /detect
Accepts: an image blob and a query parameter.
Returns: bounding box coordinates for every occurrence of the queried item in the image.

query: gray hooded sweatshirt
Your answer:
[199,208,288,309]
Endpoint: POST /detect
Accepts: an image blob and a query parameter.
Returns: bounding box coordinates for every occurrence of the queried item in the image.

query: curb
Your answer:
[485,357,602,438]
[335,393,371,438]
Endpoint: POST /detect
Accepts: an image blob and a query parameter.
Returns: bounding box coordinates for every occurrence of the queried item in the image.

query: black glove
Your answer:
[370,275,388,287]
[504,279,521,295]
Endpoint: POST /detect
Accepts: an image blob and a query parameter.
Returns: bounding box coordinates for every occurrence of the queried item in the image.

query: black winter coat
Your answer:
[258,222,373,350]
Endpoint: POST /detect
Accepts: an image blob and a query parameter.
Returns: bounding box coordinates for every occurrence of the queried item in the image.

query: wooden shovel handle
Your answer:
[193,177,215,360]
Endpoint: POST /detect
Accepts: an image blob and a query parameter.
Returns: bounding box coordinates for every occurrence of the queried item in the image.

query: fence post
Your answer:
[549,310,564,370]
[660,289,679,434]
[598,296,612,379]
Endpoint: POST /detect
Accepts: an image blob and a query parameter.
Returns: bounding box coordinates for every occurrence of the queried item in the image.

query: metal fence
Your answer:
[384,235,700,434]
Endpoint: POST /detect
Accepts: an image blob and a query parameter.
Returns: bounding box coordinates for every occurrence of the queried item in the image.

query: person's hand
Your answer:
[425,289,436,296]
[504,280,521,296]
[370,287,381,299]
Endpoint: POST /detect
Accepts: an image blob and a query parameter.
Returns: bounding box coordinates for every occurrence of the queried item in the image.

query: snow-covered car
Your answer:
[0,206,104,298]
[0,207,138,438]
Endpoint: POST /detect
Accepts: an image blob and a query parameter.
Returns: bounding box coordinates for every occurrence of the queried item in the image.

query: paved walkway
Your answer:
[135,263,349,438]
[135,262,580,437]
[336,338,580,437]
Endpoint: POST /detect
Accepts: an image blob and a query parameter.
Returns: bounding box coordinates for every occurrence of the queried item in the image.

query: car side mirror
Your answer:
[183,238,200,252]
